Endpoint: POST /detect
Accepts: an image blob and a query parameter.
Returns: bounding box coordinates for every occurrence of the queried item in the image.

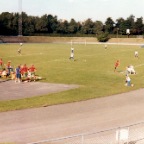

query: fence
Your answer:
[28,122,144,144]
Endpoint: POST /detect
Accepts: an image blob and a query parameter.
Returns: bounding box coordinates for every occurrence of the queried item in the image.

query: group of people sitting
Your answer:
[0,59,42,82]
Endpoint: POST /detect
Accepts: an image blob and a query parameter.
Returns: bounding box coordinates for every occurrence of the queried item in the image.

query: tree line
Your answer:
[0,12,144,37]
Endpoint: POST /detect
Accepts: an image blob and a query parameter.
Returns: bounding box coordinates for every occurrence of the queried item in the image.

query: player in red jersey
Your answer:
[114,60,120,72]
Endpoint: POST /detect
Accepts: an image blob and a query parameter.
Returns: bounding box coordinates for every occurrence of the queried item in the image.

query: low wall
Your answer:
[109,38,144,44]
[0,36,98,43]
[0,36,144,43]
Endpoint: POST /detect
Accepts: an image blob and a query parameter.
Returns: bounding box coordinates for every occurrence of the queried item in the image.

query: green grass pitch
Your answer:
[0,43,144,111]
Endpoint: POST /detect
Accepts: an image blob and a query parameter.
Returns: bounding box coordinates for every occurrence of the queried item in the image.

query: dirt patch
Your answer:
[0,80,79,101]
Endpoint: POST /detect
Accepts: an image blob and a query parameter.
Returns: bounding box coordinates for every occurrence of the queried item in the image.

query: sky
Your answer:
[0,0,144,23]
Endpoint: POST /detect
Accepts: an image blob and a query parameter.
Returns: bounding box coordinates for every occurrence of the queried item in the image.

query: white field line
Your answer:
[67,42,144,46]
[2,52,44,58]
[35,58,71,64]
[120,63,144,74]
[135,63,144,68]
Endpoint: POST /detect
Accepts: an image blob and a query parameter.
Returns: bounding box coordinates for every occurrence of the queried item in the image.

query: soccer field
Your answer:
[0,43,144,111]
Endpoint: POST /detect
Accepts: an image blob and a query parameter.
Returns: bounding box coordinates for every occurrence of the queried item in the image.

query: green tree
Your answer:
[81,18,95,34]
[135,17,143,35]
[68,18,79,34]
[115,18,130,35]
[0,12,18,35]
[93,20,103,35]
[97,32,109,42]
[47,15,58,33]
[21,12,35,35]
[35,14,48,33]
[57,19,69,34]
[0,11,144,36]
[104,17,114,34]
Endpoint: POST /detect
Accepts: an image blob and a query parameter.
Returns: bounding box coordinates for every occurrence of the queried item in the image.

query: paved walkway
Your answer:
[0,81,144,144]
[0,80,78,101]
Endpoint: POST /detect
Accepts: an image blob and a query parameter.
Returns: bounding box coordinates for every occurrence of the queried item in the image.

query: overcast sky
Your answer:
[0,0,143,23]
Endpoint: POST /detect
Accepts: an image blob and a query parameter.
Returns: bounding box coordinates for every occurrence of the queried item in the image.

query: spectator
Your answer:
[6,61,13,75]
[0,58,3,69]
[29,64,36,76]
[15,65,21,83]
[22,64,28,77]
[1,68,8,78]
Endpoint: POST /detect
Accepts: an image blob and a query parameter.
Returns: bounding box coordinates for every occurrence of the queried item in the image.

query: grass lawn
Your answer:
[0,43,144,112]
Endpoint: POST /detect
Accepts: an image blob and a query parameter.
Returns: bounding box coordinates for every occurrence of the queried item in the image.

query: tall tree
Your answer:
[81,18,94,34]
[93,20,103,35]
[57,19,69,34]
[104,17,114,34]
[68,18,78,34]
[126,15,135,29]
[115,17,125,35]
[47,15,58,33]
[21,12,35,35]
[0,11,144,36]
[0,12,16,35]
[35,14,48,33]
[135,17,143,35]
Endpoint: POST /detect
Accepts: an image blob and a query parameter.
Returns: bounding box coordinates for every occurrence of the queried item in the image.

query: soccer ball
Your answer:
[20,43,23,46]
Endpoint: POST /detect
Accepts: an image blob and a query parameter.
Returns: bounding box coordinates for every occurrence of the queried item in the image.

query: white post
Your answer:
[127,127,130,144]
[116,128,120,144]
[118,129,120,144]
[81,135,84,144]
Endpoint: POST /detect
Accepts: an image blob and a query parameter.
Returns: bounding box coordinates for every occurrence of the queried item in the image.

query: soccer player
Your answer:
[69,47,74,60]
[104,45,107,49]
[134,51,138,58]
[18,43,23,55]
[17,48,21,55]
[125,75,133,87]
[114,60,120,72]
